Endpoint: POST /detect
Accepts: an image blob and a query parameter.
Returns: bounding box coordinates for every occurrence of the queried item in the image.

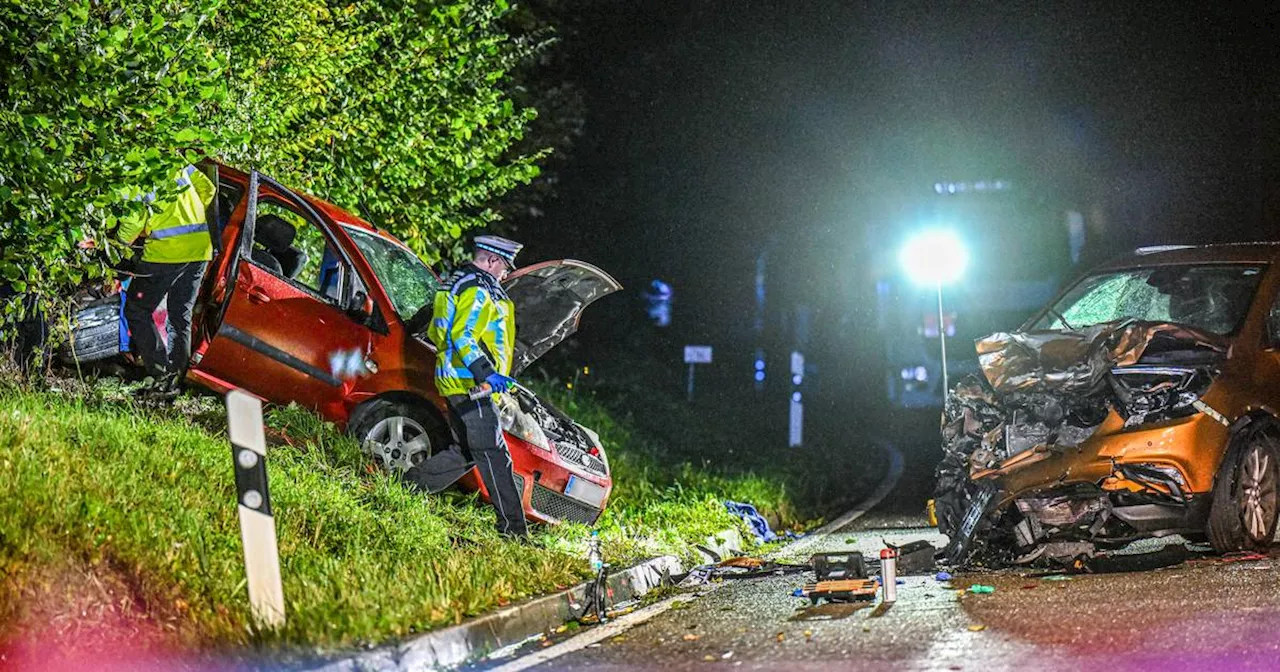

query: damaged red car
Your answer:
[936,243,1280,567]
[66,162,621,525]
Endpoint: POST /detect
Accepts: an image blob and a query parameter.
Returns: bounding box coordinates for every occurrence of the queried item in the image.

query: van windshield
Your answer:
[1031,264,1265,336]
[343,226,440,320]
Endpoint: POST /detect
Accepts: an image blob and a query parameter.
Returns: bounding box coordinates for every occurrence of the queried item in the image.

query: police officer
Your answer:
[408,235,528,537]
[117,164,216,395]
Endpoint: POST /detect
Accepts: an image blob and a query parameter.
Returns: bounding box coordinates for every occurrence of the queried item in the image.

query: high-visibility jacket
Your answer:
[117,165,216,263]
[426,263,515,397]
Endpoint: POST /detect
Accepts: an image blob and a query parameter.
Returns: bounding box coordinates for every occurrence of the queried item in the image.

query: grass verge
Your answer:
[0,372,799,657]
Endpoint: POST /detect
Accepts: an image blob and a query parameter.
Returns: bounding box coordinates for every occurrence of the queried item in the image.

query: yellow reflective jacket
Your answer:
[117,165,216,263]
[426,264,515,397]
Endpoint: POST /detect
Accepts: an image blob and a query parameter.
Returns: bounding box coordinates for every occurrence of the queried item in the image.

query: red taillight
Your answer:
[588,446,599,456]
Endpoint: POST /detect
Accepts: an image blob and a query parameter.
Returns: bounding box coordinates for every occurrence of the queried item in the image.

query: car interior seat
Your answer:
[253,214,308,280]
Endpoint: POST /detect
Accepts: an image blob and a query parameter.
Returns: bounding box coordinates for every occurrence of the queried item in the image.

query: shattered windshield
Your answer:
[1033,264,1265,336]
[343,226,440,320]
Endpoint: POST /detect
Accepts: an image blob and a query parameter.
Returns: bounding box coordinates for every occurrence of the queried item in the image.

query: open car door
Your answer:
[188,172,379,414]
[503,260,622,376]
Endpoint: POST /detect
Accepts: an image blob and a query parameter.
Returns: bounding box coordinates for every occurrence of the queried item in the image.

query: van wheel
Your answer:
[350,398,450,473]
[1207,420,1280,552]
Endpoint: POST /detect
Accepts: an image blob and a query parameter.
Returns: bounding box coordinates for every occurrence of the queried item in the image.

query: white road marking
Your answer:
[487,593,707,672]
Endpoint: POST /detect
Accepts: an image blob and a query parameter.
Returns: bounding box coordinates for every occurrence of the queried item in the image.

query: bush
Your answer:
[0,0,548,323]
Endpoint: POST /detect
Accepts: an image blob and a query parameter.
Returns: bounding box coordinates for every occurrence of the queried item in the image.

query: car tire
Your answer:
[349,398,451,474]
[1207,419,1280,553]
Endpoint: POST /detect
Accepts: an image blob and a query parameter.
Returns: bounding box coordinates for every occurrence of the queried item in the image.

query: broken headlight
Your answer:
[1108,366,1214,428]
[497,395,552,452]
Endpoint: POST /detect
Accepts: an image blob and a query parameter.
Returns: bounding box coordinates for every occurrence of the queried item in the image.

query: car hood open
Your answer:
[504,260,622,376]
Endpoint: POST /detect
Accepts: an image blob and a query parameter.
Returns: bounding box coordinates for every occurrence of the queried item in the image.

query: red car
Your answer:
[69,162,621,525]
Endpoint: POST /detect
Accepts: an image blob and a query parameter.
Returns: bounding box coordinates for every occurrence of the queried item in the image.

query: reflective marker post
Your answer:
[226,390,286,629]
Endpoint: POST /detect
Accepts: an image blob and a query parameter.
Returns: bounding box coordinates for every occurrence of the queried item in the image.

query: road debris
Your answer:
[810,552,866,581]
[880,547,898,603]
[968,624,987,632]
[724,501,777,543]
[935,571,953,581]
[888,539,938,575]
[800,579,879,604]
[968,584,995,594]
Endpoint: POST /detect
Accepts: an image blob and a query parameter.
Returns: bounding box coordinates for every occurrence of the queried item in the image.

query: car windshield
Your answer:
[343,226,440,320]
[1032,263,1266,336]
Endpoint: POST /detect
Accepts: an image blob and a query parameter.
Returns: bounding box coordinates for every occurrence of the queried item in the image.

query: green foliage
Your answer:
[0,0,227,313]
[214,0,547,265]
[0,0,549,324]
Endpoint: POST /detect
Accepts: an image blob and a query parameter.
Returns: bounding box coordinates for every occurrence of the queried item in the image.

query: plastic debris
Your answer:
[935,571,953,581]
[792,588,804,597]
[889,539,938,575]
[811,552,867,581]
[968,584,996,594]
[968,624,987,632]
[724,501,777,543]
[801,579,878,604]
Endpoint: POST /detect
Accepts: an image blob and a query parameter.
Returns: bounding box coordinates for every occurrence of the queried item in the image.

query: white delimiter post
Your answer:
[226,390,286,629]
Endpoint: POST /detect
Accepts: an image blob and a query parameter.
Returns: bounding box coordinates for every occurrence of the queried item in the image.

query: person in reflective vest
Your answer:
[406,235,528,537]
[116,164,216,394]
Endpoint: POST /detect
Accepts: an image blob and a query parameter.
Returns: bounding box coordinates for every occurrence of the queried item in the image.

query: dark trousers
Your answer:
[123,260,206,378]
[446,394,529,536]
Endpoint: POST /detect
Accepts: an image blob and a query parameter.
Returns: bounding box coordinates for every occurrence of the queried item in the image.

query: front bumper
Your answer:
[985,410,1231,500]
[460,431,612,526]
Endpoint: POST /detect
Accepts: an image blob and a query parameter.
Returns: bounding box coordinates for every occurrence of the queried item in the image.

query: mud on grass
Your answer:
[0,372,796,653]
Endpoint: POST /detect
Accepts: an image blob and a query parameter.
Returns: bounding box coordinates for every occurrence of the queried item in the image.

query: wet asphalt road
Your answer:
[506,508,1280,670]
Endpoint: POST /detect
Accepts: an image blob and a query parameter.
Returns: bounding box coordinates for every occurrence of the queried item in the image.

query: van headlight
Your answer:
[497,395,552,452]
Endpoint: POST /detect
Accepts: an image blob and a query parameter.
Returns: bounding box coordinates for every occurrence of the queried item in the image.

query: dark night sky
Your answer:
[520,2,1280,370]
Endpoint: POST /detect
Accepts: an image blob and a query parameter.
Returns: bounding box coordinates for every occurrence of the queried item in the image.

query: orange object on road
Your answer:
[801,579,878,603]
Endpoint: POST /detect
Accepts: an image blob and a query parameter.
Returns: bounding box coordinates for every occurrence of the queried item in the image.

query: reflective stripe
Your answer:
[150,222,209,240]
[476,242,516,264]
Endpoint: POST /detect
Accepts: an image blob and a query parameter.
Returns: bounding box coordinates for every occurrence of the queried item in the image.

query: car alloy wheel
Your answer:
[363,415,433,473]
[1239,439,1277,543]
[1208,420,1280,552]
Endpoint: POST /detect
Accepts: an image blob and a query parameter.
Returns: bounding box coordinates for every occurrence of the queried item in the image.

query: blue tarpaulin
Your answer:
[724,500,777,543]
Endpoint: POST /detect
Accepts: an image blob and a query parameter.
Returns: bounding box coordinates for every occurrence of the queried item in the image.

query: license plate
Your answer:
[565,475,607,508]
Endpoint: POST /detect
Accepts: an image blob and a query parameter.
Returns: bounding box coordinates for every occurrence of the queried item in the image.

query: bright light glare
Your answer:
[899,229,968,286]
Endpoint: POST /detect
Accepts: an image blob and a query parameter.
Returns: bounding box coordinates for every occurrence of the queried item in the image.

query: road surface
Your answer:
[487,451,1280,670]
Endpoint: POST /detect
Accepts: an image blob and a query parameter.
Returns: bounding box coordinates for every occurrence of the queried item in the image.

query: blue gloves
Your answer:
[485,372,517,393]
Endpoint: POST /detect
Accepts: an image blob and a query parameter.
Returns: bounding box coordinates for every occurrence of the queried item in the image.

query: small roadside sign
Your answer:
[683,345,713,401]
[684,345,713,364]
